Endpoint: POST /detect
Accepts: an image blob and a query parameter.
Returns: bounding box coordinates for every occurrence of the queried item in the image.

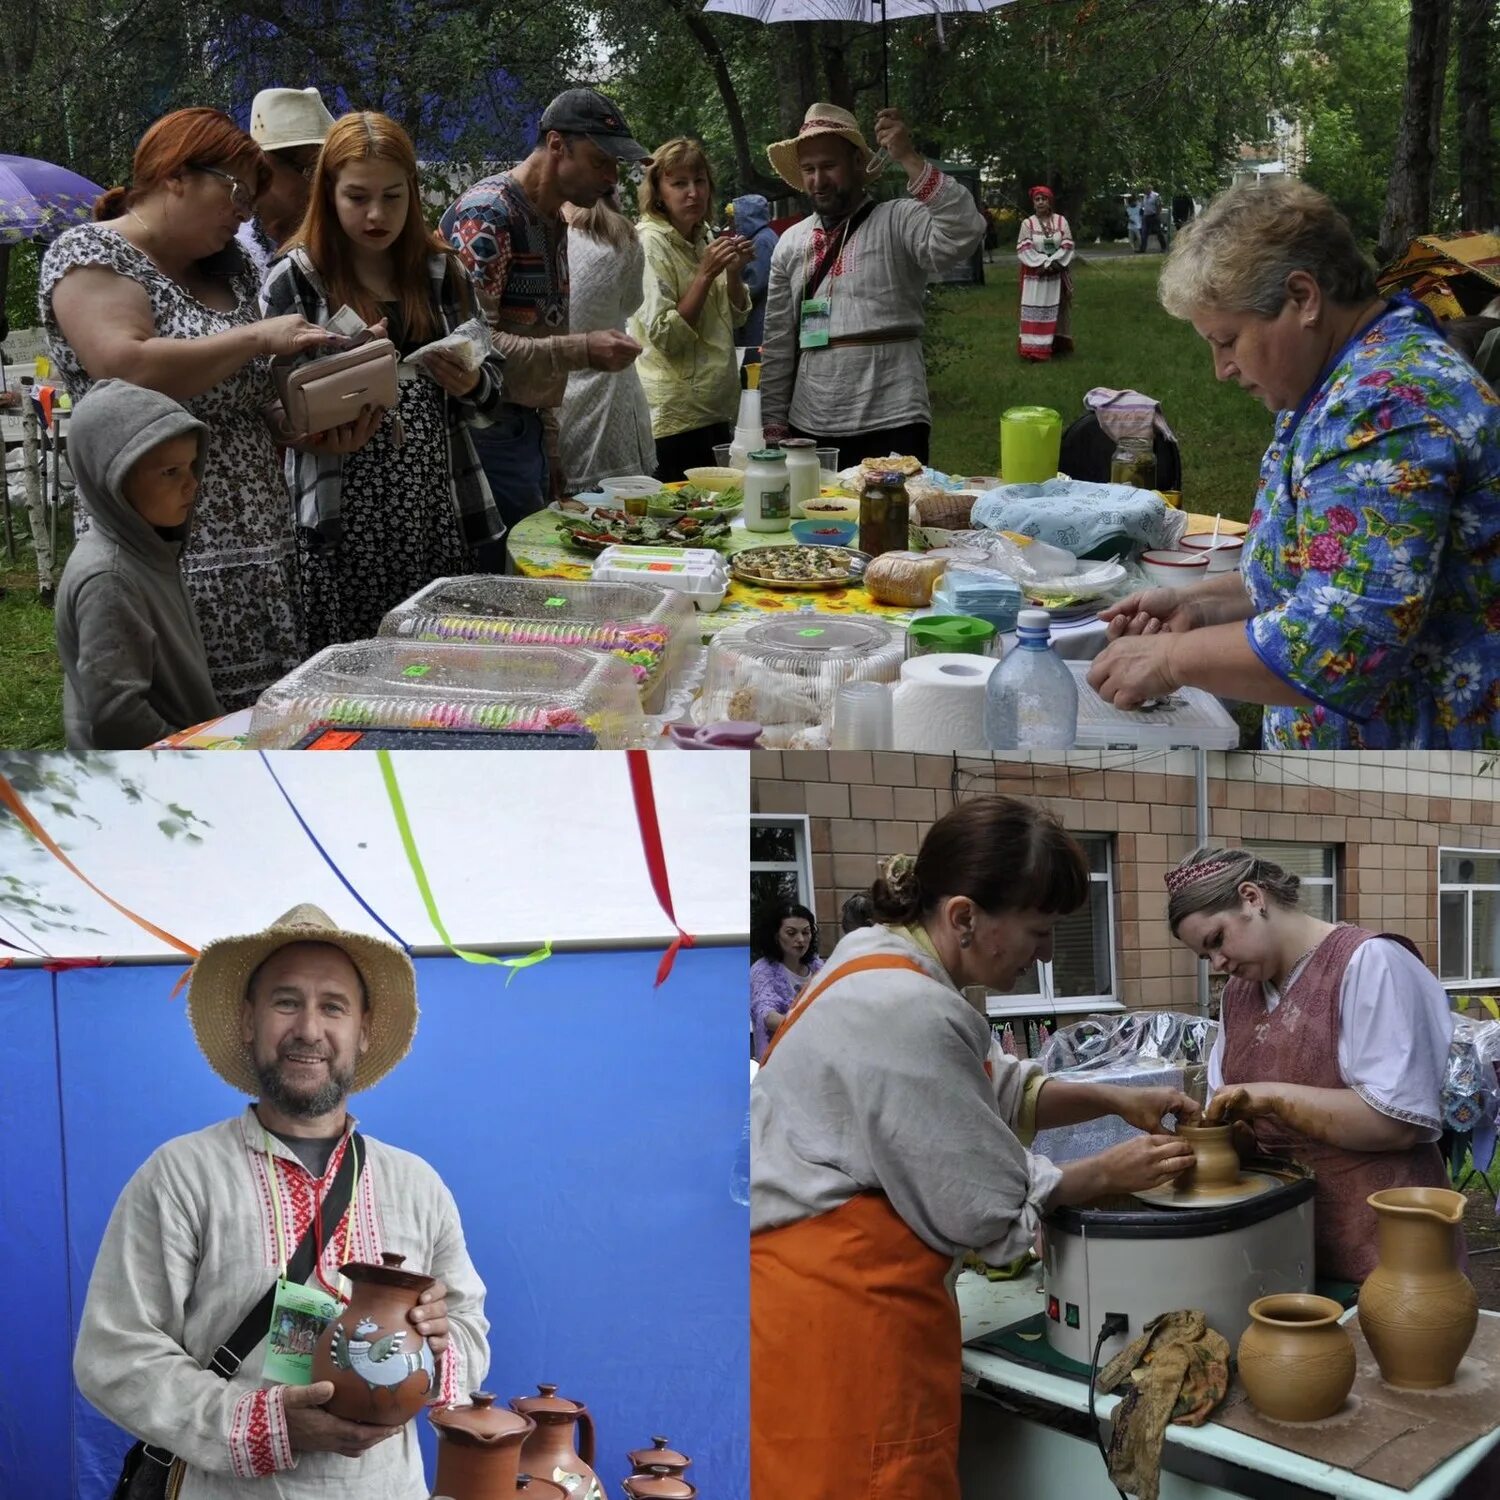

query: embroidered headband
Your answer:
[1164,858,1237,897]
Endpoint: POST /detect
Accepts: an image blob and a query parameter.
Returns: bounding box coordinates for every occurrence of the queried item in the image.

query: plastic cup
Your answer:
[713,443,735,469]
[621,494,648,518]
[816,446,840,484]
[831,681,894,750]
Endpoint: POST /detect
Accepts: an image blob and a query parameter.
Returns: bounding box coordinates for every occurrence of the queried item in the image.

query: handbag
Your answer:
[111,1134,364,1500]
[269,338,399,441]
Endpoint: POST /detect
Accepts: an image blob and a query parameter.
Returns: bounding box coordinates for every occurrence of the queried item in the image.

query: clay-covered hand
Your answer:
[282,1381,402,1457]
[409,1277,450,1360]
[1203,1083,1278,1124]
[1086,633,1180,709]
[1099,587,1205,638]
[1114,1086,1201,1133]
[421,349,481,397]
[1096,1132,1195,1194]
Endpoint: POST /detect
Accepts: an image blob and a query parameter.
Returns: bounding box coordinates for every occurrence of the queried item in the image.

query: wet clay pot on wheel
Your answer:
[312,1251,437,1424]
[625,1438,691,1479]
[1174,1123,1240,1194]
[431,1392,536,1500]
[622,1477,697,1500]
[1359,1187,1479,1389]
[511,1384,603,1500]
[1237,1294,1356,1422]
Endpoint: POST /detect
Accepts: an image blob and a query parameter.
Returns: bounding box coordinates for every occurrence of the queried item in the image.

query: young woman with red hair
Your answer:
[40,107,357,710]
[261,111,506,649]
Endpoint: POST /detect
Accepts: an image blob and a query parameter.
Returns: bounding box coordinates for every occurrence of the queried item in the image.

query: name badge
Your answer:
[263,1278,344,1386]
[799,296,831,350]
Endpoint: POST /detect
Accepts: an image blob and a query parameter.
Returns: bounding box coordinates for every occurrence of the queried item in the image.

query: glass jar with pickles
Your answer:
[859,471,910,558]
[1110,437,1158,491]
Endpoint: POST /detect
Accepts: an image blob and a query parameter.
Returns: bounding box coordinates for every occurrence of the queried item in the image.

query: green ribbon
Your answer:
[377,751,551,984]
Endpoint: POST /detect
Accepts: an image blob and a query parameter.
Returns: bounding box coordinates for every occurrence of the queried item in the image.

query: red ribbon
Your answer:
[626,751,696,986]
[42,957,112,972]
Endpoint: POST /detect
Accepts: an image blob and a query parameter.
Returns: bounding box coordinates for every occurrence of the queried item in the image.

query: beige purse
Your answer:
[269,337,399,440]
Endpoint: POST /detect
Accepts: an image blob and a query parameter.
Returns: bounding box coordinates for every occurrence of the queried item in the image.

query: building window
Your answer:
[992,835,1115,1009]
[1244,841,1338,923]
[751,815,813,942]
[1438,849,1500,986]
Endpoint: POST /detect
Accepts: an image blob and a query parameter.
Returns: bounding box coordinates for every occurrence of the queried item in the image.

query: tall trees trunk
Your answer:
[1457,0,1497,230]
[1379,0,1453,265]
[820,23,856,109]
[775,22,820,135]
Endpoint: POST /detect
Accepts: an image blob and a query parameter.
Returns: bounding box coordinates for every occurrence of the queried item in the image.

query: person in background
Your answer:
[750,902,822,1062]
[1172,191,1195,232]
[441,88,647,535]
[1165,846,1453,1280]
[1442,314,1500,389]
[238,87,334,282]
[729,192,778,366]
[261,111,506,651]
[1091,180,1500,748]
[1138,185,1168,252]
[558,188,656,492]
[1124,194,1142,252]
[759,104,986,466]
[55,380,219,749]
[630,138,753,480]
[1016,185,1075,361]
[840,891,875,933]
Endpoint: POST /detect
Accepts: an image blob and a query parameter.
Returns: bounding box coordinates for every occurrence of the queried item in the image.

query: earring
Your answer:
[959,932,972,949]
[1260,908,1269,920]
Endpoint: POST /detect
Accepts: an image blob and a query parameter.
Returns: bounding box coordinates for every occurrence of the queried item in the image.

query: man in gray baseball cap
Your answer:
[538,88,651,163]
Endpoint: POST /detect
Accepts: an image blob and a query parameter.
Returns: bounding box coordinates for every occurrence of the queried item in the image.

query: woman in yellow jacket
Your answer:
[630,138,753,479]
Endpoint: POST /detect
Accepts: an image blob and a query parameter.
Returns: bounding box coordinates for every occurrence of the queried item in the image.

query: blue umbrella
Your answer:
[0,154,104,246]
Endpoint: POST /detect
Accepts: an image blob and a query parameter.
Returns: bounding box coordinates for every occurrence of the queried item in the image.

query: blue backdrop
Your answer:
[0,946,748,1499]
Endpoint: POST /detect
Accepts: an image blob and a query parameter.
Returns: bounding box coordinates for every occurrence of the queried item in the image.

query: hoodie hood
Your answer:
[67,380,208,569]
[731,194,773,240]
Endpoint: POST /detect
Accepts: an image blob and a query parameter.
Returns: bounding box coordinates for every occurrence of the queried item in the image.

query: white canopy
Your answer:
[704,0,1011,23]
[0,752,747,961]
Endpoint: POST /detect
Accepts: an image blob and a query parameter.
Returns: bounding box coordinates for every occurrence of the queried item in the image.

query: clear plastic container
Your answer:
[692,613,903,749]
[378,575,694,712]
[248,640,650,749]
[590,545,729,613]
[983,608,1078,749]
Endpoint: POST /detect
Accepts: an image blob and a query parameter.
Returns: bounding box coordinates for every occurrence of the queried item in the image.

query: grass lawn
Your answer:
[0,255,1274,751]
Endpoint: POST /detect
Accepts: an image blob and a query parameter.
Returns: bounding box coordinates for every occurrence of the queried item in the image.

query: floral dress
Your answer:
[40,225,304,712]
[1244,299,1500,748]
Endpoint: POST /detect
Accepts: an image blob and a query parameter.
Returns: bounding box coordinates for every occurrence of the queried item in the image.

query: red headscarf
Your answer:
[1029,185,1055,203]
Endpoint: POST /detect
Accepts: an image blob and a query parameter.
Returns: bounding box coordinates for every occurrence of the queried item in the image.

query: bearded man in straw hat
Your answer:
[237,88,335,283]
[759,104,986,467]
[74,905,489,1497]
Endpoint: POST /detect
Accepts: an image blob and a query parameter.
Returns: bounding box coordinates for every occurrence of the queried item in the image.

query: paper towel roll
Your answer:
[892,653,998,753]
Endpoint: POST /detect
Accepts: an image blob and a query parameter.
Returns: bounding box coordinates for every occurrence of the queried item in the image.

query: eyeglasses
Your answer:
[193,165,256,216]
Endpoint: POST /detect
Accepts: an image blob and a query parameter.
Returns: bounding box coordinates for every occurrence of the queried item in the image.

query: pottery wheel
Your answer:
[1132,1171,1280,1210]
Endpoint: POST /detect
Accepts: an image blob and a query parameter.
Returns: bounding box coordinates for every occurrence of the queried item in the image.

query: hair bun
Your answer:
[94,186,129,220]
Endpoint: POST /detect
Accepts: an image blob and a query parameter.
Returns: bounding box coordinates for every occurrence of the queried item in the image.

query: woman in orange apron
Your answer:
[751,796,1199,1500]
[1167,846,1455,1281]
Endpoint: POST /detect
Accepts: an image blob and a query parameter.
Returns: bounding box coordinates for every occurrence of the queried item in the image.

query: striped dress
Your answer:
[1017,212,1076,360]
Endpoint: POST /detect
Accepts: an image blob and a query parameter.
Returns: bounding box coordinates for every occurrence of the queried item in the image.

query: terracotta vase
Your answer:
[1174,1123,1240,1193]
[431,1392,536,1500]
[1358,1187,1478,1389]
[625,1437,691,1479]
[1237,1294,1356,1422]
[621,1477,697,1500]
[312,1251,436,1424]
[511,1384,604,1500]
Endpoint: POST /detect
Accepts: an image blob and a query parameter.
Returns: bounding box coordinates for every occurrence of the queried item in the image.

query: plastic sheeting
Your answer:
[1,945,749,1499]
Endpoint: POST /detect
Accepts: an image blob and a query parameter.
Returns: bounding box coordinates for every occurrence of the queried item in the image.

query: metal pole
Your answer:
[881,0,891,105]
[1195,749,1210,1017]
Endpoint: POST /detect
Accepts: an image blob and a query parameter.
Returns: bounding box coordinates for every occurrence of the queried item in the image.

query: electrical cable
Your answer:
[1088,1313,1130,1500]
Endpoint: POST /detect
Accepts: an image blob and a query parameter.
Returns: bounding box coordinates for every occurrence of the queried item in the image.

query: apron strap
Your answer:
[762,952,925,1064]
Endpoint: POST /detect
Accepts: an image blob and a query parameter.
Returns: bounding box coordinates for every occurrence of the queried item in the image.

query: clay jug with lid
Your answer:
[511,1384,604,1500]
[431,1392,536,1500]
[1358,1187,1478,1389]
[626,1437,690,1479]
[312,1251,437,1424]
[621,1476,697,1500]
[1236,1294,1356,1422]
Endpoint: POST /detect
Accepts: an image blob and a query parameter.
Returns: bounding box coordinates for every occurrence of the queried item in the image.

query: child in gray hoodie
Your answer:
[55,381,221,749]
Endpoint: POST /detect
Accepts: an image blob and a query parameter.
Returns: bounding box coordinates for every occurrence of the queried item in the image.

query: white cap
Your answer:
[249,87,334,152]
[1017,608,1052,631]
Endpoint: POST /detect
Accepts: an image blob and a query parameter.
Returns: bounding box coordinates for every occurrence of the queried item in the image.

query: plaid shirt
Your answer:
[259,249,506,548]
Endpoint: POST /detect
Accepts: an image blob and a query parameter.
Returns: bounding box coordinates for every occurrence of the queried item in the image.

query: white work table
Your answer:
[958,1268,1500,1500]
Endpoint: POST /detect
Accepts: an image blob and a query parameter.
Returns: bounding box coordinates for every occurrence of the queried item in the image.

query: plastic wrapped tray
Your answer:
[378,575,694,712]
[591,545,729,611]
[248,640,650,749]
[692,612,903,749]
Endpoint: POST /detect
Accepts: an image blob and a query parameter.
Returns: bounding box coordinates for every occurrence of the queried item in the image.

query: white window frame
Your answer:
[1438,846,1500,989]
[1244,840,1339,922]
[985,834,1121,1020]
[751,814,814,911]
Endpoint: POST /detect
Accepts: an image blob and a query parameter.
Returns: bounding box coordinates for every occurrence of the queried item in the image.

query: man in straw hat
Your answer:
[759,104,986,466]
[238,87,335,283]
[74,905,489,1495]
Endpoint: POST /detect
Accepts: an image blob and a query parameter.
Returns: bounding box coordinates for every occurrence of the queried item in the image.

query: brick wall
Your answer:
[751,750,1500,1008]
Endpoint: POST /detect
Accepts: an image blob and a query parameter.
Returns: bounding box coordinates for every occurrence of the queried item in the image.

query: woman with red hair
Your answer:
[1016,184,1076,361]
[261,111,506,648]
[40,107,358,711]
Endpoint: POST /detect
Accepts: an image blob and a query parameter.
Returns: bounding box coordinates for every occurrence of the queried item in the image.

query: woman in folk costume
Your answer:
[1017,185,1076,360]
[751,796,1198,1500]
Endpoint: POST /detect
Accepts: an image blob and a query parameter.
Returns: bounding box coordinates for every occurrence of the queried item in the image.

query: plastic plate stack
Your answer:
[378,576,695,713]
[247,640,650,749]
[692,612,903,750]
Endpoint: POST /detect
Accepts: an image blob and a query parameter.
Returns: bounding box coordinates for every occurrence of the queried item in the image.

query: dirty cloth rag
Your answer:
[1096,1309,1231,1500]
[1084,387,1179,446]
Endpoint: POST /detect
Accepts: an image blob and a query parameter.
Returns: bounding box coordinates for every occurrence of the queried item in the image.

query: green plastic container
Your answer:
[906,615,998,658]
[999,406,1062,484]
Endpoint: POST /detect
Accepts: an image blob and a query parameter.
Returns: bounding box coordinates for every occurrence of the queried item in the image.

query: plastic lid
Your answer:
[623,1476,697,1500]
[749,449,787,462]
[908,615,997,651]
[778,438,816,449]
[430,1392,534,1444]
[1016,608,1053,631]
[743,617,893,658]
[512,1383,585,1417]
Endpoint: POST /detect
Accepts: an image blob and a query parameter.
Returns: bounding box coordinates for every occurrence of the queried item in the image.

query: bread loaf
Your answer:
[864,551,947,608]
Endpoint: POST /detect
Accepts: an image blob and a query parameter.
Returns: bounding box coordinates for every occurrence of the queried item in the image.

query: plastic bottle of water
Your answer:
[984,608,1079,749]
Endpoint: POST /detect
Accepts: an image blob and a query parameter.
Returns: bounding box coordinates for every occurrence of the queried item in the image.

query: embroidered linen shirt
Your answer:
[1244,301,1500,748]
[74,1109,489,1497]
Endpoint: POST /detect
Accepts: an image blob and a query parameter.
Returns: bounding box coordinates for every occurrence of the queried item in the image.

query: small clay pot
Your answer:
[621,1476,697,1500]
[312,1252,436,1425]
[626,1437,691,1479]
[1174,1123,1241,1193]
[1237,1294,1356,1422]
[431,1392,536,1500]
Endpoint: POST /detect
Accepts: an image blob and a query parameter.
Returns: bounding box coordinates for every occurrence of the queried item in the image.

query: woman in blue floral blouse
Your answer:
[1089,181,1500,749]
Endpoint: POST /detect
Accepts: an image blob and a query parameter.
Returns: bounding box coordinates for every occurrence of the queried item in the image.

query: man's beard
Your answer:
[256,1054,356,1119]
[812,185,858,223]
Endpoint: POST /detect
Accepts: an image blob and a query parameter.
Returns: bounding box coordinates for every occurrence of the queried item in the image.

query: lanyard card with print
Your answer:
[260,1130,360,1385]
[799,295,832,350]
